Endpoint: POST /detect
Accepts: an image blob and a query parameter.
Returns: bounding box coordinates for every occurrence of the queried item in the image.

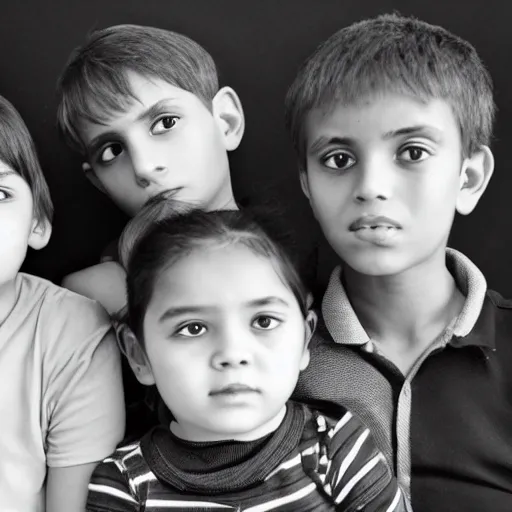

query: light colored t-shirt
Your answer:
[0,273,125,512]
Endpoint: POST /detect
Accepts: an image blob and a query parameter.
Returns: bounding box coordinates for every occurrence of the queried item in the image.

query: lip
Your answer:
[209,384,260,396]
[349,215,402,231]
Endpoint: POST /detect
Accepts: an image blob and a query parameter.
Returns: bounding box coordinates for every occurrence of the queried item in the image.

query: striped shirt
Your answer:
[87,402,405,511]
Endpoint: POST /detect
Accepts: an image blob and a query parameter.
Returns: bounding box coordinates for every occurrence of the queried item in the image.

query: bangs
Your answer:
[58,66,142,153]
[56,24,220,154]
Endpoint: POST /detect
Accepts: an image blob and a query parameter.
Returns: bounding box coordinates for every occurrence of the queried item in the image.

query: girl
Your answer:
[87,206,406,511]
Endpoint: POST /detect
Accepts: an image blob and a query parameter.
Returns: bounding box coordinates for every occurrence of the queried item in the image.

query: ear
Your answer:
[116,324,155,386]
[456,145,494,215]
[83,162,108,194]
[299,170,310,199]
[300,309,317,371]
[212,86,245,151]
[28,216,52,250]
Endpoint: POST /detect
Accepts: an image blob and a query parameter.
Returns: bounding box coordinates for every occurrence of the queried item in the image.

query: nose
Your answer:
[210,326,253,371]
[353,155,391,203]
[129,141,167,187]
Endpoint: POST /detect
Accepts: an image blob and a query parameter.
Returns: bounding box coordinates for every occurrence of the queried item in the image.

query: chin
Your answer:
[342,251,410,277]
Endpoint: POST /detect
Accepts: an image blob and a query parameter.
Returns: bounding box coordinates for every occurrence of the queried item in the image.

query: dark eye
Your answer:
[400,146,429,162]
[252,315,280,330]
[151,116,179,135]
[323,151,356,170]
[176,322,206,338]
[99,143,123,164]
[0,189,11,200]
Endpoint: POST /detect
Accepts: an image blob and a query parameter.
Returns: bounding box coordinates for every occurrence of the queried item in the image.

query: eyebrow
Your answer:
[136,98,177,124]
[309,136,353,154]
[309,125,443,154]
[0,169,17,180]
[382,125,443,142]
[86,98,178,155]
[158,296,290,323]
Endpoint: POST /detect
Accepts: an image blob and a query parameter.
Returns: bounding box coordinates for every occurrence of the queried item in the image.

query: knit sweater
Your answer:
[87,402,405,511]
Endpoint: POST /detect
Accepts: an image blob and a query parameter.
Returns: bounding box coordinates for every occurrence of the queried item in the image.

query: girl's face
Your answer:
[140,243,311,442]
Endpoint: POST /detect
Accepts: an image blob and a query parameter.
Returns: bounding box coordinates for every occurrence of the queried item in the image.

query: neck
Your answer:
[344,249,464,353]
[0,278,18,327]
[170,405,287,442]
[208,181,238,211]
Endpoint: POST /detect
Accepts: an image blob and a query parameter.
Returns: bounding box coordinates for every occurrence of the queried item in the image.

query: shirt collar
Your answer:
[322,248,488,348]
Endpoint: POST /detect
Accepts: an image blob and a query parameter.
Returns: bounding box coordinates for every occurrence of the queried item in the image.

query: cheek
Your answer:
[267,329,307,372]
[0,207,32,239]
[407,173,460,218]
[147,343,205,385]
[308,173,351,211]
[0,218,31,273]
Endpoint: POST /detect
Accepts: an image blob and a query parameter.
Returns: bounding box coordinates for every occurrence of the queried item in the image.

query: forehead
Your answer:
[305,93,460,147]
[79,71,208,145]
[147,244,296,311]
[0,162,25,185]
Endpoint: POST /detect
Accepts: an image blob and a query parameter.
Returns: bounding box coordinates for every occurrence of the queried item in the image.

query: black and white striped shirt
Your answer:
[87,402,405,511]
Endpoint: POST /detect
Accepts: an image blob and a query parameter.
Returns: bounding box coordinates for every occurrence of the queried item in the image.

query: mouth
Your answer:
[209,384,260,396]
[349,215,402,231]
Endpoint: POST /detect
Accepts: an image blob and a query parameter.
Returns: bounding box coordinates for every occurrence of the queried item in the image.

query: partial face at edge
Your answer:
[0,162,50,289]
[79,71,237,216]
[140,244,310,442]
[301,93,483,277]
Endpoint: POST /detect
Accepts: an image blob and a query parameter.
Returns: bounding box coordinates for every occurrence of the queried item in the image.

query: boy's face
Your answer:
[140,244,310,442]
[301,93,472,276]
[80,71,235,216]
[0,163,49,290]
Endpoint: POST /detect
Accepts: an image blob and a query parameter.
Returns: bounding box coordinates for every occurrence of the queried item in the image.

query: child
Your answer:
[86,208,406,511]
[56,23,245,314]
[0,95,124,511]
[285,13,510,511]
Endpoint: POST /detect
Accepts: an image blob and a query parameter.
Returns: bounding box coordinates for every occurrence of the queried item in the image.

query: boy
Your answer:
[0,95,124,510]
[56,24,245,314]
[286,13,509,512]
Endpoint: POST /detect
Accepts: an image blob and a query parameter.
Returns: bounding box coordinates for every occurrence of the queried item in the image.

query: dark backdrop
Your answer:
[6,0,512,295]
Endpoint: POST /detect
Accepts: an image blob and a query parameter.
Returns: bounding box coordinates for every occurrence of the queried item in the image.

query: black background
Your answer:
[6,0,512,294]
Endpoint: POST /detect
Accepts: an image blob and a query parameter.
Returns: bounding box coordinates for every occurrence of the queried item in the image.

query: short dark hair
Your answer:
[56,24,219,154]
[126,208,309,345]
[0,95,53,223]
[285,13,495,167]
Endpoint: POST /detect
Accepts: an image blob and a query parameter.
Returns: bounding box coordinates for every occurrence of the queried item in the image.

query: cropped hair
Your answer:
[125,207,309,345]
[285,13,495,166]
[0,95,53,223]
[56,24,219,154]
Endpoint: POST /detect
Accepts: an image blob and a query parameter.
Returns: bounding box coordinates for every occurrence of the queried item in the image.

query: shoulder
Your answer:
[88,442,149,508]
[61,262,127,315]
[306,408,402,509]
[307,408,371,453]
[17,272,110,327]
[482,289,512,352]
[100,441,156,489]
[15,273,113,363]
[487,288,512,309]
[36,275,111,333]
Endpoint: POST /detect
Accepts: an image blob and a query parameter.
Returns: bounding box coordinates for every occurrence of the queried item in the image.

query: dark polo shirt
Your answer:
[294,249,512,511]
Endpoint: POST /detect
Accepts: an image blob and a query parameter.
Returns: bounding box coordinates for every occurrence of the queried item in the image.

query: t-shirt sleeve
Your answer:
[87,455,139,512]
[321,412,407,512]
[43,293,125,468]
